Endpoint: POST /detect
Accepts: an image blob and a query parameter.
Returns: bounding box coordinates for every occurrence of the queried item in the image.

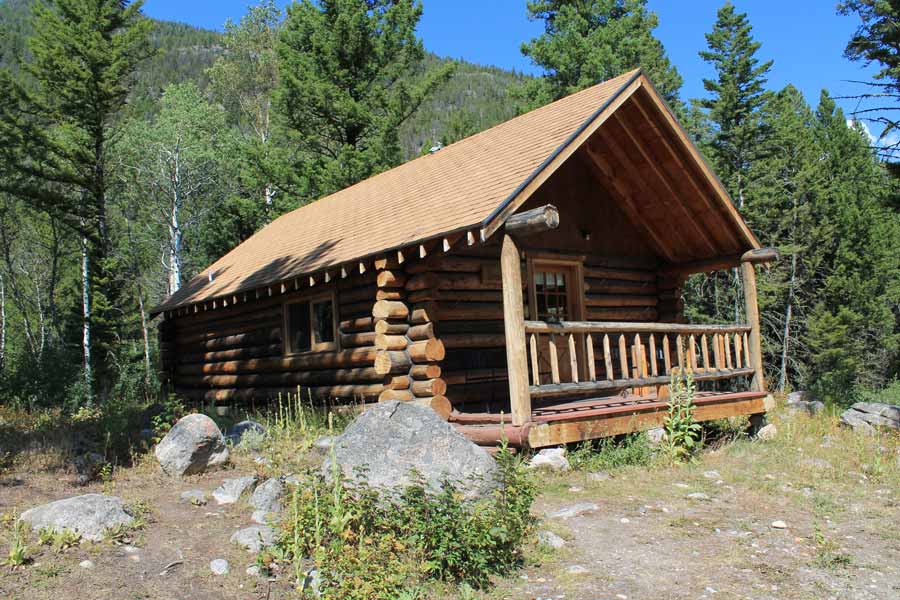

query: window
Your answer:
[284,294,337,354]
[534,269,571,320]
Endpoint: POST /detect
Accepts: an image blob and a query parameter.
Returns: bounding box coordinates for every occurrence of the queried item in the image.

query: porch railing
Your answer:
[523,320,755,399]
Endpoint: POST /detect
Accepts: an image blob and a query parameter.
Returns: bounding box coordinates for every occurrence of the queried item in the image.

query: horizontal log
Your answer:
[177,348,378,375]
[406,255,495,274]
[442,333,505,349]
[583,267,656,282]
[505,204,560,236]
[388,375,411,390]
[442,368,508,385]
[340,331,377,348]
[585,295,658,308]
[411,378,447,397]
[411,396,451,420]
[177,328,282,352]
[413,302,503,321]
[378,389,414,402]
[374,320,409,335]
[406,272,503,292]
[372,300,409,320]
[437,320,506,335]
[407,322,435,341]
[451,423,528,447]
[177,343,283,365]
[409,364,442,380]
[176,306,282,338]
[340,316,374,333]
[584,280,657,295]
[178,367,388,388]
[524,320,751,335]
[584,255,658,270]
[375,289,404,301]
[407,289,503,304]
[408,339,445,362]
[339,300,373,317]
[374,350,412,375]
[176,383,384,403]
[742,247,779,264]
[586,308,658,321]
[376,270,407,288]
[339,285,378,304]
[375,334,408,351]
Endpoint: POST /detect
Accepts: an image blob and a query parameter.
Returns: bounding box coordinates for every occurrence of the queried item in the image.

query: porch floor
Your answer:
[450,390,768,449]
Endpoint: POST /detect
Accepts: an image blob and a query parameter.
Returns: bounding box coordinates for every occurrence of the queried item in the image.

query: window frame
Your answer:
[283,292,339,355]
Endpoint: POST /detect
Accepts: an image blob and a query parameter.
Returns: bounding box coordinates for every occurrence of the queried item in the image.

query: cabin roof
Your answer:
[153,69,758,316]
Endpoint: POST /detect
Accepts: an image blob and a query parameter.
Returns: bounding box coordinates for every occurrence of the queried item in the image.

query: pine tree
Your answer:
[274,0,454,200]
[0,0,153,402]
[696,2,773,208]
[518,0,682,110]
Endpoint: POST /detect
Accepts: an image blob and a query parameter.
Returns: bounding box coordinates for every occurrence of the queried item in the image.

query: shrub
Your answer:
[664,370,702,461]
[270,444,535,597]
[568,433,655,471]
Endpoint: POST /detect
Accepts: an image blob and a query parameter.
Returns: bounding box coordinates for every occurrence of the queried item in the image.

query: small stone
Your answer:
[771,520,788,529]
[703,470,720,479]
[620,517,630,524]
[566,565,589,575]
[548,502,599,519]
[246,565,260,576]
[225,420,266,449]
[686,492,710,501]
[756,423,777,441]
[230,525,276,552]
[210,558,229,575]
[529,447,570,471]
[122,545,139,554]
[588,470,610,482]
[568,486,583,493]
[180,490,207,505]
[646,427,666,445]
[79,560,94,569]
[253,455,271,466]
[212,475,258,505]
[537,530,566,549]
[800,457,831,470]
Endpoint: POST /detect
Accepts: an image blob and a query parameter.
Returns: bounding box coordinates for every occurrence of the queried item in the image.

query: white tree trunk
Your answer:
[81,234,93,406]
[138,292,151,387]
[0,274,6,372]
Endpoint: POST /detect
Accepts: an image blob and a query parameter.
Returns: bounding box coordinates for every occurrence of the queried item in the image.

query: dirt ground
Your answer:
[1,411,898,600]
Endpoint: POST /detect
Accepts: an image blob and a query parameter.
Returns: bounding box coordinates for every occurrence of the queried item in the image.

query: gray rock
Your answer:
[226,420,267,449]
[840,410,877,434]
[180,490,207,505]
[210,558,229,575]
[251,509,280,525]
[249,478,284,513]
[548,502,599,519]
[588,470,611,482]
[20,494,133,541]
[230,525,276,552]
[786,391,809,405]
[79,560,95,569]
[301,568,321,596]
[312,436,334,455]
[566,565,589,575]
[323,401,499,499]
[246,565,261,576]
[73,452,105,486]
[213,475,258,505]
[800,457,831,470]
[537,530,566,549]
[529,447,570,471]
[702,470,720,479]
[852,402,900,422]
[646,427,666,446]
[756,423,777,441]
[686,492,710,501]
[155,414,229,477]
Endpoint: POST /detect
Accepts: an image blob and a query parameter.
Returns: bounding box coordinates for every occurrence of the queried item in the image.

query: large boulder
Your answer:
[20,494,133,541]
[230,525,276,552]
[323,401,499,498]
[249,478,284,513]
[841,402,900,432]
[225,420,266,449]
[785,391,826,416]
[155,413,229,477]
[213,475,258,505]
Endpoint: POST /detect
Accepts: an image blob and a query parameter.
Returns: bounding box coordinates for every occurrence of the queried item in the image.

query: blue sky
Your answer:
[142,0,878,124]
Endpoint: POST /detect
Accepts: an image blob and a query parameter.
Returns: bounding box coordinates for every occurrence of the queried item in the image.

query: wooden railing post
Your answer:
[740,260,766,392]
[501,234,531,426]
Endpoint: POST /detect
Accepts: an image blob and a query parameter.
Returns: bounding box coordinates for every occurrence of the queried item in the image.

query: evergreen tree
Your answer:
[0,0,153,402]
[274,0,454,199]
[696,2,773,208]
[518,0,682,110]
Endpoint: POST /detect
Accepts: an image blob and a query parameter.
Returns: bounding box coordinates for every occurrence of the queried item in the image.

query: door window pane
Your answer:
[313,299,335,344]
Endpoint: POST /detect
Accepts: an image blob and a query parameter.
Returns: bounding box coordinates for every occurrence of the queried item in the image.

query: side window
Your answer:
[285,294,337,354]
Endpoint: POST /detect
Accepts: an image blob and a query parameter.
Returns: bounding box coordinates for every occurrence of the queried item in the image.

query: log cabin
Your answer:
[152,69,776,450]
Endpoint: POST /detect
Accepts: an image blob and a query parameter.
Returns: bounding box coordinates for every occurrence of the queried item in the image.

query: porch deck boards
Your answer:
[450,390,768,448]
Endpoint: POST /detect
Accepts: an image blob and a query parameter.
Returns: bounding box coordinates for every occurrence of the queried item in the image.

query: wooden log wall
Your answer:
[167,271,387,406]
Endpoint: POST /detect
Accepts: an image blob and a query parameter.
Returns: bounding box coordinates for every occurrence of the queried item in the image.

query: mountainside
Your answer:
[0,0,525,158]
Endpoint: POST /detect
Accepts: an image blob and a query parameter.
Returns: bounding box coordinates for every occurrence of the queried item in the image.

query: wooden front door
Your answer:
[528,259,585,383]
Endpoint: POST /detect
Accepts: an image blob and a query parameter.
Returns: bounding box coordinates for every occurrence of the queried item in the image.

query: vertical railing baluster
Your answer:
[603,334,614,381]
[701,334,710,372]
[586,333,597,381]
[688,334,697,371]
[734,332,743,369]
[618,334,629,380]
[649,334,658,376]
[549,336,560,384]
[568,333,578,383]
[724,332,733,370]
[529,333,540,386]
[662,335,671,374]
[676,334,685,372]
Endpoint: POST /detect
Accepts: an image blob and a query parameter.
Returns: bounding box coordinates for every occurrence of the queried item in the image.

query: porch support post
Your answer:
[740,260,765,393]
[501,233,531,426]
